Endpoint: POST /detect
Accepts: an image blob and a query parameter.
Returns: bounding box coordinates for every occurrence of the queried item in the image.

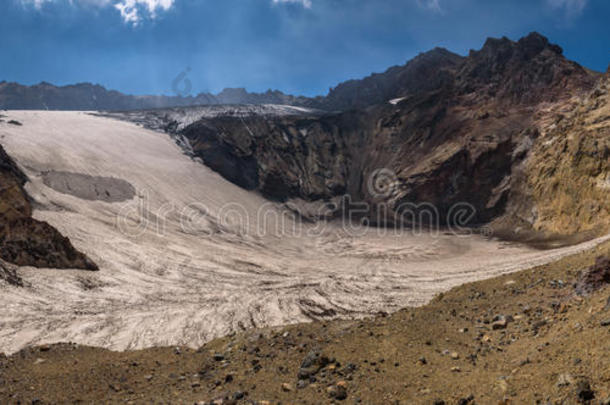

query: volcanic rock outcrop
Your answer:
[0,145,98,270]
[524,72,610,235]
[172,33,607,235]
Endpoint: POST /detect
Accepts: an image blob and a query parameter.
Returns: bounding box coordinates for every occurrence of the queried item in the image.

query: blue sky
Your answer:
[0,0,608,97]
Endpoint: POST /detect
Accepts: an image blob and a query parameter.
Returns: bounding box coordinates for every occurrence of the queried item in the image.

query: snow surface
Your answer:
[389,97,407,105]
[0,110,608,354]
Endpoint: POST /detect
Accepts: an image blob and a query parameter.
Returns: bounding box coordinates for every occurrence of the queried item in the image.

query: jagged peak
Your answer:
[518,32,563,55]
[473,32,563,59]
[481,35,512,50]
[410,46,463,64]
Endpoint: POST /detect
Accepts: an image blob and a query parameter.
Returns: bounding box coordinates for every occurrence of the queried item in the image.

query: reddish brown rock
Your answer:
[0,145,98,270]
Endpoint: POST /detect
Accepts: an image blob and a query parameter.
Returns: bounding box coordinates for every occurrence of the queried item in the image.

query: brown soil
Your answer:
[2,241,609,404]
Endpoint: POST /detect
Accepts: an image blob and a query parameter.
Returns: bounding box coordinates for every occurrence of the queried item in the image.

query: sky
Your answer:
[0,0,608,97]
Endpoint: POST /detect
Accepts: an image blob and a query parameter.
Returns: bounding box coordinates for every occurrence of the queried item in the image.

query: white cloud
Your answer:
[416,0,442,13]
[546,0,587,16]
[21,0,313,24]
[22,0,112,9]
[271,0,312,8]
[21,0,51,8]
[20,0,175,25]
[114,0,175,25]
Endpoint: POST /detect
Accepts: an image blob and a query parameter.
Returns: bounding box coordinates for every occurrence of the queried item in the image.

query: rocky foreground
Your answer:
[1,241,608,404]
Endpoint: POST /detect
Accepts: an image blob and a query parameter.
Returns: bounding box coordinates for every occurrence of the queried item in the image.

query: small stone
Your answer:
[39,345,51,352]
[298,349,329,380]
[327,384,348,400]
[418,357,427,365]
[492,319,508,330]
[457,395,474,405]
[600,319,610,327]
[533,320,547,332]
[191,382,201,388]
[213,353,225,361]
[451,366,461,372]
[450,352,459,360]
[556,373,574,387]
[144,375,153,382]
[495,379,508,393]
[281,383,294,392]
[574,379,595,402]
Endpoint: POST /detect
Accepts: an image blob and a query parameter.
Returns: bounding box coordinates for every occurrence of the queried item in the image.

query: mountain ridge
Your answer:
[0,81,312,111]
[2,32,600,113]
[167,32,607,238]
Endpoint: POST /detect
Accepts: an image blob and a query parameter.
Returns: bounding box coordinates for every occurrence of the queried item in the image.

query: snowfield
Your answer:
[0,110,607,354]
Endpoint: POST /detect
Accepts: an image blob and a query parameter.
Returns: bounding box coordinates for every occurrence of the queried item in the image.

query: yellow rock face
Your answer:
[528,74,610,235]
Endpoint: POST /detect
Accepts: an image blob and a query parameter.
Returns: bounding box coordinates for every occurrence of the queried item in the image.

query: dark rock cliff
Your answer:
[0,145,98,270]
[176,33,604,231]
